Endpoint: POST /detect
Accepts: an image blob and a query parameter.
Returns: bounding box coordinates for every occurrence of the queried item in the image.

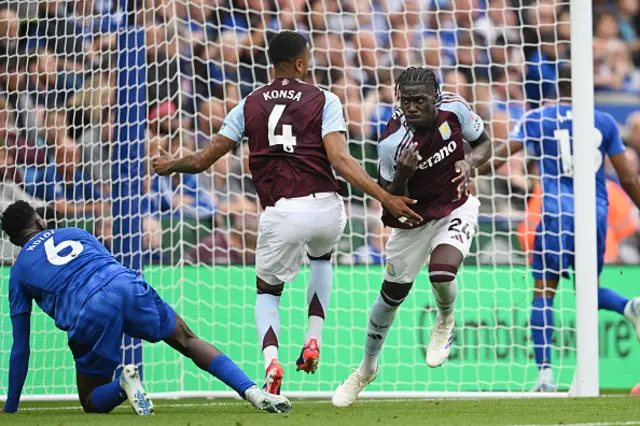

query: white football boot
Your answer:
[119,364,154,416]
[624,297,640,340]
[245,385,292,413]
[332,368,378,408]
[530,367,557,392]
[426,313,455,368]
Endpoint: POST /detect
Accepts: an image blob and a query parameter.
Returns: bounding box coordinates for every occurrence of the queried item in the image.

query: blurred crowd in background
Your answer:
[0,0,640,265]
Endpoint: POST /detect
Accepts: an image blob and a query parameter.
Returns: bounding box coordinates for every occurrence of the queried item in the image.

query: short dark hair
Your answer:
[558,65,572,98]
[0,201,38,241]
[395,67,440,98]
[268,31,308,67]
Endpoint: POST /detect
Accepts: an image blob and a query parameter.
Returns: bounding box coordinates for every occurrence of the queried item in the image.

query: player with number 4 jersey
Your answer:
[1,201,292,415]
[152,31,421,395]
[477,66,640,392]
[332,67,492,408]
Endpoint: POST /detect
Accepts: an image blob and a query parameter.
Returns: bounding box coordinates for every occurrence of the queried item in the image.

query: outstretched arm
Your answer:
[152,134,236,175]
[3,313,31,413]
[323,131,423,226]
[610,150,640,209]
[153,98,246,176]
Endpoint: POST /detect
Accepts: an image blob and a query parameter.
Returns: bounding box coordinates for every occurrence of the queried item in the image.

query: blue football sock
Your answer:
[91,379,127,413]
[531,296,554,368]
[207,354,256,398]
[598,287,629,315]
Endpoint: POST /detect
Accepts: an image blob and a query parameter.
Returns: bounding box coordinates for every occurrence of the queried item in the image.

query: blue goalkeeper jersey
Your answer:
[510,104,626,216]
[8,228,128,331]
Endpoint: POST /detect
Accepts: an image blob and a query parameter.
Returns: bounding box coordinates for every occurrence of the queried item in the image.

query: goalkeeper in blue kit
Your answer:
[478,66,640,391]
[0,201,291,415]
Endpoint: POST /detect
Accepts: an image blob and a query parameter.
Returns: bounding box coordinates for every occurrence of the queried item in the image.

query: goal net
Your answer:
[0,0,609,400]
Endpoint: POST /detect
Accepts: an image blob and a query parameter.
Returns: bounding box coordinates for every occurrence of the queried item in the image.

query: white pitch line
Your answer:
[19,398,395,412]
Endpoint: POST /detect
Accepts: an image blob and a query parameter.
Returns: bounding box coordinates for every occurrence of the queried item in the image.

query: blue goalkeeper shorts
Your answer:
[531,211,607,281]
[67,272,176,377]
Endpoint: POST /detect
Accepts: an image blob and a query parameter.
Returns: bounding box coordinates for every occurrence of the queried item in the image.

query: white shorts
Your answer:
[256,192,347,285]
[385,196,480,284]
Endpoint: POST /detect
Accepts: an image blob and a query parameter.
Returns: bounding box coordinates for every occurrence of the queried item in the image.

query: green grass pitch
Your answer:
[3,396,640,426]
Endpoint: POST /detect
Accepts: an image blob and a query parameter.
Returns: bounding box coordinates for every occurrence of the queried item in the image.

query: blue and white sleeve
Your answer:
[602,113,626,157]
[322,91,347,138]
[377,140,397,182]
[218,98,247,145]
[441,100,484,142]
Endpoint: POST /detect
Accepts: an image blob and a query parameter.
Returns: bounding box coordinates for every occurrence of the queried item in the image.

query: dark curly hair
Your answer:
[395,67,440,99]
[0,200,39,242]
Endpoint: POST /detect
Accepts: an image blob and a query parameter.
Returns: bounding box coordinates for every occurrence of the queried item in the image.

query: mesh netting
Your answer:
[0,0,604,396]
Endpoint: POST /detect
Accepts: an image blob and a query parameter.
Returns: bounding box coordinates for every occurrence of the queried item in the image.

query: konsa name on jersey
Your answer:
[262,89,302,102]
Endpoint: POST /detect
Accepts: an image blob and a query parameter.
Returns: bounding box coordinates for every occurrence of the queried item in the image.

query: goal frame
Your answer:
[569,0,599,398]
[0,0,600,403]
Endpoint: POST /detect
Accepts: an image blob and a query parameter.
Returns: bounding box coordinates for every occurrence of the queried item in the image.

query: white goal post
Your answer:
[0,0,605,402]
[569,0,598,398]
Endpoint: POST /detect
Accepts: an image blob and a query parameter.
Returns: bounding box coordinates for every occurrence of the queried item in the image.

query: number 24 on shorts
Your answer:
[448,218,471,241]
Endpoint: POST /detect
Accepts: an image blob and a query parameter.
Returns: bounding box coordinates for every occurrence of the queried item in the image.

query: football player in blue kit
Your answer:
[0,201,291,415]
[478,66,640,391]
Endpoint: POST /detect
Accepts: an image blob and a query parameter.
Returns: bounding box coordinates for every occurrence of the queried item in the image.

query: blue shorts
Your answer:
[531,212,606,280]
[67,272,177,377]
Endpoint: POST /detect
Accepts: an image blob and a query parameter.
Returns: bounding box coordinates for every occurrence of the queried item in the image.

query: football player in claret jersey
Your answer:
[152,30,421,395]
[478,65,640,392]
[0,201,291,415]
[332,67,492,407]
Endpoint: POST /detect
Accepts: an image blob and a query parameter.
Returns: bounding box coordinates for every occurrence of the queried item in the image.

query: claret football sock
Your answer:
[256,292,281,369]
[305,258,332,345]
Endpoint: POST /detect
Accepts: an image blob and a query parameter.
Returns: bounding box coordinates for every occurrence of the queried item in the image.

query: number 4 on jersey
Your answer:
[268,104,297,153]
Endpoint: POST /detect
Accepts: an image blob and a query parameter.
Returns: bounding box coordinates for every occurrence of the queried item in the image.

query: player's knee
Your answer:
[380,280,413,307]
[256,278,284,296]
[428,263,459,284]
[175,318,196,340]
[168,315,198,353]
[308,251,332,261]
[80,397,99,413]
[80,400,91,413]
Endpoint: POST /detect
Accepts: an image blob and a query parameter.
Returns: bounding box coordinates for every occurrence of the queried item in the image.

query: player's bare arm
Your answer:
[3,313,31,413]
[381,142,420,196]
[453,130,492,198]
[323,131,423,226]
[476,139,523,176]
[611,150,640,209]
[152,134,236,175]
